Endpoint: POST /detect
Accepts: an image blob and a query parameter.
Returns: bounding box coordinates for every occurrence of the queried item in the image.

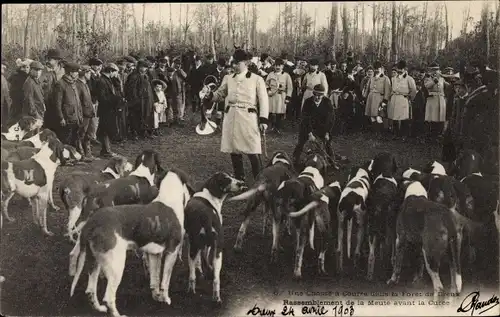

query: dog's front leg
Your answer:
[367,235,377,281]
[102,245,127,317]
[212,250,223,303]
[336,210,345,273]
[47,183,60,211]
[37,192,53,236]
[270,216,281,263]
[387,235,405,286]
[293,229,306,279]
[148,252,162,301]
[2,192,16,222]
[158,244,181,305]
[354,209,366,268]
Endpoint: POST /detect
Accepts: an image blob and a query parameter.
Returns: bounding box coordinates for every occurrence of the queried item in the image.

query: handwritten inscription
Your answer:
[247,304,355,316]
[247,304,276,316]
[457,291,499,316]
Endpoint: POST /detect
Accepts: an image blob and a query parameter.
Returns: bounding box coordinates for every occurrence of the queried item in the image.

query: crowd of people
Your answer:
[0,47,498,174]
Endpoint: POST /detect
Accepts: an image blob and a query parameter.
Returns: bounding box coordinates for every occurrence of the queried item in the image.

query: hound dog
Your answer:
[366,170,399,280]
[1,137,66,235]
[69,168,195,317]
[59,155,134,241]
[422,160,447,176]
[387,181,462,301]
[1,145,81,163]
[450,150,499,279]
[368,152,398,178]
[230,151,296,252]
[184,172,246,303]
[1,116,43,141]
[1,129,58,150]
[337,161,372,273]
[77,150,164,233]
[287,180,342,275]
[274,153,328,277]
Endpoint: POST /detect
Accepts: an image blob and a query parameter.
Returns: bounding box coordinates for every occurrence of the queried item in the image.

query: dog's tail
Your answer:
[444,211,462,294]
[228,184,267,201]
[69,236,88,297]
[289,200,319,218]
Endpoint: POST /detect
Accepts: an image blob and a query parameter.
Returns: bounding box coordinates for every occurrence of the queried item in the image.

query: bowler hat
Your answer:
[397,60,407,70]
[373,61,382,69]
[274,58,284,66]
[217,57,226,67]
[103,63,119,72]
[152,79,168,90]
[137,59,150,69]
[64,62,81,73]
[30,61,44,70]
[89,58,103,66]
[309,59,319,66]
[233,49,249,63]
[124,56,137,64]
[312,84,326,95]
[46,48,63,60]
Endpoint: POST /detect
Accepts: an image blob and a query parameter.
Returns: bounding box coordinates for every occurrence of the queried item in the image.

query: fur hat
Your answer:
[396,60,407,70]
[233,49,249,63]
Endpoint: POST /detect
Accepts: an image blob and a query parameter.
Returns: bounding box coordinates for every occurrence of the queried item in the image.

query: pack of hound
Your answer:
[1,118,499,316]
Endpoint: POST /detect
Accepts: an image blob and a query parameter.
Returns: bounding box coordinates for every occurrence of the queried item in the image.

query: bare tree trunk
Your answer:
[361,3,365,49]
[342,3,349,54]
[121,4,127,55]
[24,4,33,57]
[444,3,449,47]
[391,1,397,63]
[313,7,318,41]
[482,4,490,61]
[372,2,377,48]
[183,4,190,42]
[142,3,146,48]
[277,3,281,51]
[227,3,232,48]
[169,3,173,43]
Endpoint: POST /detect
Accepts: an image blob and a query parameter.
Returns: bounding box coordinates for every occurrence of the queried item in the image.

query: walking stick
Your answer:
[262,129,268,159]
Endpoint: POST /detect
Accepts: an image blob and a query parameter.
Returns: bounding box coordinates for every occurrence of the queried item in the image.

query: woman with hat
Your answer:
[424,62,449,138]
[152,79,168,136]
[204,48,269,182]
[364,61,391,135]
[7,58,32,122]
[265,58,293,134]
[300,59,328,113]
[22,61,46,120]
[52,62,84,146]
[387,60,417,140]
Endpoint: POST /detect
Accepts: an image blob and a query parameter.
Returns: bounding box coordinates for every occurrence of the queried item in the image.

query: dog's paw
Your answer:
[151,289,163,302]
[212,292,222,304]
[158,293,171,305]
[51,204,61,211]
[5,215,16,222]
[43,229,54,236]
[187,280,196,295]
[386,277,397,286]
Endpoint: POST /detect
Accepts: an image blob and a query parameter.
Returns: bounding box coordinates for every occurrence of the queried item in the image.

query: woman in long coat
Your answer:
[424,63,449,136]
[265,58,293,133]
[8,58,32,123]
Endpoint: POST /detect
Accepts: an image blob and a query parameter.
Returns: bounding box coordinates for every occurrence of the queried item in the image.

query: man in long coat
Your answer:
[387,60,417,140]
[207,48,269,181]
[266,58,293,134]
[424,62,450,138]
[22,61,46,120]
[364,61,391,134]
[41,49,65,130]
[88,57,104,144]
[95,63,122,157]
[7,58,31,123]
[125,59,155,139]
[53,62,83,146]
[1,59,11,127]
[301,59,328,113]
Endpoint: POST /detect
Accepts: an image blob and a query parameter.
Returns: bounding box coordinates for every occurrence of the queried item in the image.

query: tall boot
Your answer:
[83,139,94,161]
[75,139,84,156]
[230,154,245,181]
[275,114,283,134]
[99,135,114,157]
[248,154,263,179]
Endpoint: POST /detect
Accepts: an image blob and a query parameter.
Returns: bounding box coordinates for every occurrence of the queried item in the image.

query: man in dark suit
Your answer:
[292,84,336,167]
[188,56,204,113]
[95,63,122,158]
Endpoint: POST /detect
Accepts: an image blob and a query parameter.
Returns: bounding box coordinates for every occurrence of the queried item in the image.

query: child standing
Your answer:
[152,79,168,136]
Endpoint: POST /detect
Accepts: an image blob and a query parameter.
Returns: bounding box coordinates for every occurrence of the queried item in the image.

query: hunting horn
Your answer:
[195,75,219,136]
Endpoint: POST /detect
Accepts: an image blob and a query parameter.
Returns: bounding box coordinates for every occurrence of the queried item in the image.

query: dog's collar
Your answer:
[101,167,120,179]
[299,167,324,189]
[460,172,483,183]
[374,174,398,187]
[272,157,290,166]
[193,189,224,224]
[129,164,155,186]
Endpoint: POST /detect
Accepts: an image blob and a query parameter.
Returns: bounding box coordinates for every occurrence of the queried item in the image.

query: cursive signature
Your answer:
[457,291,499,316]
[247,303,276,316]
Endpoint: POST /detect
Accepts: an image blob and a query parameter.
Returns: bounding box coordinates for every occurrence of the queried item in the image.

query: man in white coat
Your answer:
[207,49,269,182]
[266,58,293,134]
[301,59,328,114]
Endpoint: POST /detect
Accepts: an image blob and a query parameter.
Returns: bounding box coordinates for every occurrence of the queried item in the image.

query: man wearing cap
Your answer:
[7,58,31,123]
[424,62,449,138]
[301,59,328,114]
[188,56,204,113]
[364,61,391,135]
[1,59,11,127]
[266,58,293,134]
[124,55,137,74]
[165,60,188,127]
[324,61,344,109]
[280,52,294,76]
[75,65,96,160]
[125,59,155,139]
[387,60,417,140]
[156,57,169,83]
[22,61,46,120]
[95,63,122,157]
[52,62,84,146]
[88,57,104,145]
[442,78,468,165]
[41,49,64,130]
[292,84,336,167]
[204,48,269,181]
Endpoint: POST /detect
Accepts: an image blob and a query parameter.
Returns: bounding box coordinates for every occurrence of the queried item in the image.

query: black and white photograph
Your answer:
[0,1,499,316]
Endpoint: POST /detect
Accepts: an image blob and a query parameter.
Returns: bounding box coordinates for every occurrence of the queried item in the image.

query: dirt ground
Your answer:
[1,114,497,316]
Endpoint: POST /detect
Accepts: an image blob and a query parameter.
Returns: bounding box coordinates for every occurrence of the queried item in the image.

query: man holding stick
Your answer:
[204,48,269,182]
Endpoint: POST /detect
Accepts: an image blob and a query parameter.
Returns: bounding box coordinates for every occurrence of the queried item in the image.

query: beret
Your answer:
[64,62,81,73]
[29,61,44,70]
[88,58,103,66]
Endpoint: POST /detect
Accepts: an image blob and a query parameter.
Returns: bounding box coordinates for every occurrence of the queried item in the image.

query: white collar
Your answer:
[299,167,324,189]
[460,172,483,182]
[129,164,155,186]
[272,157,290,166]
[193,188,225,224]
[101,167,120,179]
[374,174,398,187]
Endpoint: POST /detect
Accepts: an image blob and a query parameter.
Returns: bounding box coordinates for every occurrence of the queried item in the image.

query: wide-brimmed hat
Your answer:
[46,48,63,60]
[29,61,44,70]
[233,49,249,63]
[15,58,33,68]
[64,62,81,73]
[89,57,104,66]
[312,84,326,95]
[152,79,167,90]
